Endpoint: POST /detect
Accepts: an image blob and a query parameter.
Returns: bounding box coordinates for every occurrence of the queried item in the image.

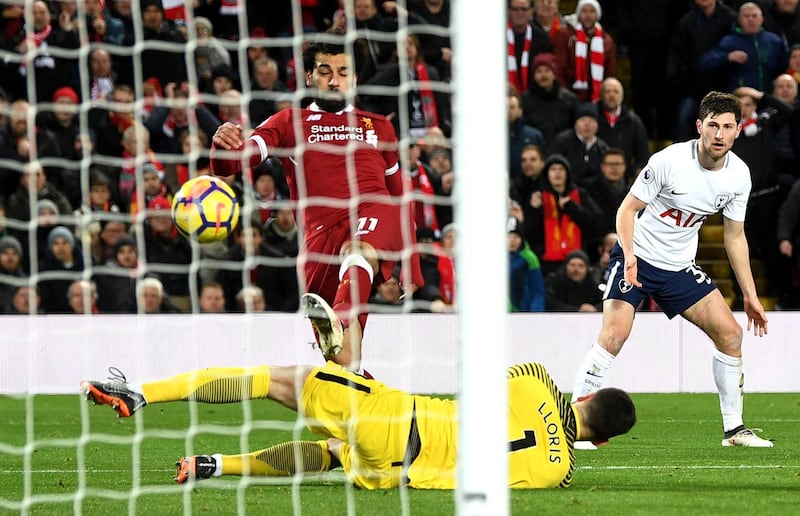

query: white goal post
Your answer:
[452,1,510,514]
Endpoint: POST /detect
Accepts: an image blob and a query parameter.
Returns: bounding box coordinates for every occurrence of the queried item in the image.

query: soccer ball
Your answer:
[171,176,239,243]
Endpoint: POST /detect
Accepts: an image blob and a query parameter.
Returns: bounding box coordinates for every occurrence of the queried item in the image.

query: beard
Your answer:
[315,88,347,112]
[315,96,347,113]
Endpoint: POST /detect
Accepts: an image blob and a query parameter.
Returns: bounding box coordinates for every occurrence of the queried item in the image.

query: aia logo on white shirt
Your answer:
[306,114,322,121]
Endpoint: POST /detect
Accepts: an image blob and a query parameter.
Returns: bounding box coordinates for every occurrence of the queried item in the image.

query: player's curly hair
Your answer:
[583,388,636,441]
[698,91,742,124]
[302,28,368,79]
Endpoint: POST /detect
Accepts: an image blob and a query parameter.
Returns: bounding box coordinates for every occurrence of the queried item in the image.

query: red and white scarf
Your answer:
[415,61,439,130]
[507,23,532,92]
[30,23,52,47]
[573,24,604,101]
[411,161,439,233]
[162,0,186,21]
[19,23,51,73]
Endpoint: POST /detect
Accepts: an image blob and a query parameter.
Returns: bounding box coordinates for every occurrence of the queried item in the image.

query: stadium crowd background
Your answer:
[0,0,799,315]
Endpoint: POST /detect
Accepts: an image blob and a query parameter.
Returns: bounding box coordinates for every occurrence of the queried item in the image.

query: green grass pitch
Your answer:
[0,392,798,515]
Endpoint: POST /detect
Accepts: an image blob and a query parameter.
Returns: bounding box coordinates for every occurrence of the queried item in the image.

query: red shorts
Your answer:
[301,202,408,302]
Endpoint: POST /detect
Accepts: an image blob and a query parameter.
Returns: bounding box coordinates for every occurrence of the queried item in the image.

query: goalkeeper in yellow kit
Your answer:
[82,360,635,489]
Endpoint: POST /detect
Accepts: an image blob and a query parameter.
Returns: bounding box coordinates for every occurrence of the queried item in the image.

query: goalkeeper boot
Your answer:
[175,455,218,484]
[721,426,774,447]
[80,367,146,418]
[302,293,344,358]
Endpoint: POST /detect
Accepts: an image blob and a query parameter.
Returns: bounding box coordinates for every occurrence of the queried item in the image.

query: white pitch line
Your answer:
[3,465,800,475]
[578,464,800,470]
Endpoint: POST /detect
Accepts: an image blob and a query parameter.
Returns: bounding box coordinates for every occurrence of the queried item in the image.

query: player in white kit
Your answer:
[571,91,772,448]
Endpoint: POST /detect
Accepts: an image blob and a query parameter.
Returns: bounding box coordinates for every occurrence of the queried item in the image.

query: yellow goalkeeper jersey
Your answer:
[409,362,578,489]
[301,361,578,489]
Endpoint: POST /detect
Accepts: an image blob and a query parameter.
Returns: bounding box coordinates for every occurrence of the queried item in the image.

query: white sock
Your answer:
[712,348,744,433]
[211,453,223,477]
[571,343,616,401]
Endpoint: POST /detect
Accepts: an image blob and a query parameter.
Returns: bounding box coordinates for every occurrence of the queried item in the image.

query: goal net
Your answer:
[0,0,508,514]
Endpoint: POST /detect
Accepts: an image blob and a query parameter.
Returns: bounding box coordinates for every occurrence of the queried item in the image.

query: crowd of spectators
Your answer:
[1,0,800,315]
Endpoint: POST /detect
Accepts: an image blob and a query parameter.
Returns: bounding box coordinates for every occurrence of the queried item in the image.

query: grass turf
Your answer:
[0,392,798,515]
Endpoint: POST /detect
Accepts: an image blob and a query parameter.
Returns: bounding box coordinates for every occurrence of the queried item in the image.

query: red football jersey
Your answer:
[249,103,401,239]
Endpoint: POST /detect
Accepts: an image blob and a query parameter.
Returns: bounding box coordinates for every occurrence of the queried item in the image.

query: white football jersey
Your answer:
[628,139,751,271]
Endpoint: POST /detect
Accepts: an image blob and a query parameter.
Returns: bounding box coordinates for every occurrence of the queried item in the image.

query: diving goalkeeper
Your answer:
[81,360,635,489]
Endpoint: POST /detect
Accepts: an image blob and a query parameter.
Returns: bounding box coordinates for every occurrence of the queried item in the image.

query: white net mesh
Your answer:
[0,0,467,513]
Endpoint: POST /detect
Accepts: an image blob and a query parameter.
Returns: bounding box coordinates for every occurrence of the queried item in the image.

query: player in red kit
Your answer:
[211,33,423,373]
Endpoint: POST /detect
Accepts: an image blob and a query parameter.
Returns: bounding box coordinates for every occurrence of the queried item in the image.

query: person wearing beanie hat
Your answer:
[549,101,610,185]
[0,235,23,259]
[37,199,60,217]
[570,91,772,449]
[521,47,578,144]
[112,236,137,264]
[552,0,616,102]
[93,235,139,313]
[39,225,85,313]
[47,226,76,250]
[532,52,557,74]
[211,64,235,94]
[0,235,27,312]
[53,87,79,105]
[536,153,603,277]
[543,246,602,312]
[575,0,601,20]
[573,102,598,122]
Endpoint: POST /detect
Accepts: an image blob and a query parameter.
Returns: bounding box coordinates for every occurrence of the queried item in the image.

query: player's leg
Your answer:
[331,240,378,369]
[571,299,635,401]
[82,365,312,416]
[572,244,645,403]
[174,439,342,484]
[682,290,773,447]
[303,240,377,371]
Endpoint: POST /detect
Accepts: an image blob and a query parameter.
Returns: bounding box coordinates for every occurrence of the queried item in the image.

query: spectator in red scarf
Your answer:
[128,163,172,218]
[4,0,79,102]
[535,154,601,277]
[507,0,552,94]
[364,34,452,137]
[533,0,564,46]
[553,0,617,102]
[405,141,441,238]
[118,123,164,208]
[88,83,136,162]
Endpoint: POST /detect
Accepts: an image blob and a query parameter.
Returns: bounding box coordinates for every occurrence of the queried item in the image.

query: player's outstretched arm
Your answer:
[210,122,263,177]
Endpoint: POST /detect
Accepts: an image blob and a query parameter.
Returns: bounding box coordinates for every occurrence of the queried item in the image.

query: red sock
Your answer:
[333,266,373,329]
